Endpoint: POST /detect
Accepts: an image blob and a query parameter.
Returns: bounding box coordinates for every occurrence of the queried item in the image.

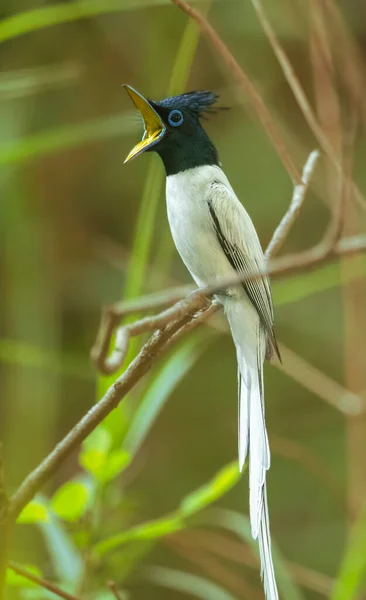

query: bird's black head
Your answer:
[124,85,221,176]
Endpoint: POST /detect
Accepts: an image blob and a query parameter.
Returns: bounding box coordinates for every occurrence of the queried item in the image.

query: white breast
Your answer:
[166,165,238,287]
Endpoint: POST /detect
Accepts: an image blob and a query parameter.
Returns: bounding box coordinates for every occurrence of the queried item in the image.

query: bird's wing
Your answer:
[207,181,280,360]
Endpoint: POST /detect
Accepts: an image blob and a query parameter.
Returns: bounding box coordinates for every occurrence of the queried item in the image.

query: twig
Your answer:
[265,150,320,258]
[170,0,301,184]
[91,291,211,375]
[7,562,80,600]
[103,284,194,319]
[108,580,127,600]
[196,233,366,298]
[249,0,366,209]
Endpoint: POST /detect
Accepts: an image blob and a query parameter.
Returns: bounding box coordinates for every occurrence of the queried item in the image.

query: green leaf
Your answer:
[96,460,241,556]
[6,565,42,588]
[96,515,183,555]
[82,426,112,454]
[79,427,110,477]
[101,449,131,482]
[79,448,106,476]
[17,500,49,524]
[0,0,210,45]
[180,462,240,517]
[124,334,212,456]
[51,481,90,522]
[80,427,130,481]
[146,567,239,600]
[210,509,305,600]
[331,502,366,600]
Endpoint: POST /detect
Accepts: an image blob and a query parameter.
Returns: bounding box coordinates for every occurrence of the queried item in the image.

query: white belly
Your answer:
[166,166,236,287]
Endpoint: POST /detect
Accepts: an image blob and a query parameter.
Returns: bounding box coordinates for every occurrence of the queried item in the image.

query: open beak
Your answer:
[123,85,166,162]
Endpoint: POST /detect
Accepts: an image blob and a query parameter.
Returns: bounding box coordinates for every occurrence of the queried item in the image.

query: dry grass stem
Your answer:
[170,0,300,183]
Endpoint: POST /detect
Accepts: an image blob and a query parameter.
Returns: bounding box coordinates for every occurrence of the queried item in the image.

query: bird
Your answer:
[123,84,280,600]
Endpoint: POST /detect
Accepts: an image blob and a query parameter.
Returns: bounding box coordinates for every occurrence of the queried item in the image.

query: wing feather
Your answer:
[207,183,280,361]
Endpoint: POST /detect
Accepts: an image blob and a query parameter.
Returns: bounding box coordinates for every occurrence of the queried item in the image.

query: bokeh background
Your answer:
[1,1,366,599]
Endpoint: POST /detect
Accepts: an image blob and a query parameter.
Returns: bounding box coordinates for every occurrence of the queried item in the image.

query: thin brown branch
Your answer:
[104,284,194,320]
[250,0,366,210]
[198,233,366,298]
[91,291,211,375]
[8,302,211,519]
[108,580,127,600]
[265,150,320,258]
[170,0,300,183]
[7,562,80,600]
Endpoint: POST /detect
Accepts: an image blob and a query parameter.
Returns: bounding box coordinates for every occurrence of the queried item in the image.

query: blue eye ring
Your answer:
[168,109,184,127]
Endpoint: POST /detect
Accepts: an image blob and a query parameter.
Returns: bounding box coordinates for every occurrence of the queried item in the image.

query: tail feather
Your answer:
[259,484,278,600]
[225,299,278,600]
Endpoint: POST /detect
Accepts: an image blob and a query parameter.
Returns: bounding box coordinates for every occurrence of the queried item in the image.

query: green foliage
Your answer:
[51,481,91,522]
[79,426,131,481]
[331,502,366,600]
[180,462,240,517]
[0,0,195,44]
[17,501,49,524]
[6,566,42,589]
[96,461,240,556]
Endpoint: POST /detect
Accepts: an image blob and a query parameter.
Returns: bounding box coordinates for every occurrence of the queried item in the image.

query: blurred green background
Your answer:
[1,0,366,599]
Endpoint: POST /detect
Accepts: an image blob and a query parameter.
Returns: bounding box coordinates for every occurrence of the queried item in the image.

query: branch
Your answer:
[9,301,211,519]
[91,291,212,375]
[7,562,80,600]
[170,0,300,184]
[265,149,320,258]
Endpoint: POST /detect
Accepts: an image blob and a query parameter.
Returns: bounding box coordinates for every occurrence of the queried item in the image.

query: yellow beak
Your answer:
[123,85,166,162]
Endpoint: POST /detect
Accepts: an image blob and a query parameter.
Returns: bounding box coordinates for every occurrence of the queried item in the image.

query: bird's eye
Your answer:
[168,109,184,127]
